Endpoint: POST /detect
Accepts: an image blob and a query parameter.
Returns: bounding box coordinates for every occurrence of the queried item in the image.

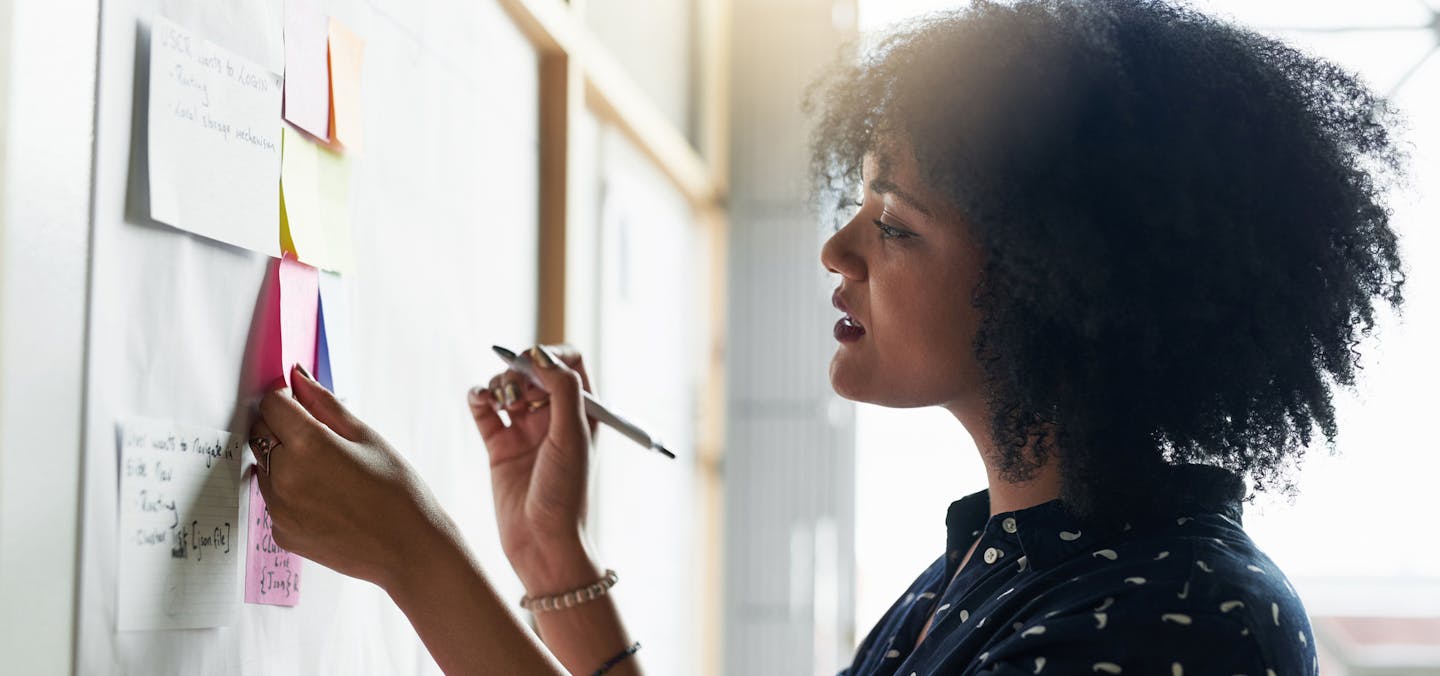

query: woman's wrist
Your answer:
[377,505,471,598]
[512,538,606,597]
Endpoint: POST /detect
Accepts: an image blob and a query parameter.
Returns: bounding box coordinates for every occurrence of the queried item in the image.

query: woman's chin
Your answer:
[828,352,873,403]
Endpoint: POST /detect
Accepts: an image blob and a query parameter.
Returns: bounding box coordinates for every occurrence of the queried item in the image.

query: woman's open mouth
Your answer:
[834,315,866,342]
[832,289,866,342]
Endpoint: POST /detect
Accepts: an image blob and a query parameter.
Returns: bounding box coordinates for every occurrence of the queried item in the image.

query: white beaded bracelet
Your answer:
[521,569,619,613]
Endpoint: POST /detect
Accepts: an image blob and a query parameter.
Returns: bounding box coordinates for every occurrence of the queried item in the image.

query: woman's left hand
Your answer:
[249,364,453,591]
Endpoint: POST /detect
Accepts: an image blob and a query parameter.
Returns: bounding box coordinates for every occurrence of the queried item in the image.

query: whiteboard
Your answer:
[78,0,542,672]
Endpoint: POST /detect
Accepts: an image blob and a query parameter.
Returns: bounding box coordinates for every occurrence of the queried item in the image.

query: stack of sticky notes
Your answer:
[144,7,365,271]
[136,4,368,616]
[281,0,365,272]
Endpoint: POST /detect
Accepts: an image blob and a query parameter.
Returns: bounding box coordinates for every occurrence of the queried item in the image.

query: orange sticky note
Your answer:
[327,18,365,152]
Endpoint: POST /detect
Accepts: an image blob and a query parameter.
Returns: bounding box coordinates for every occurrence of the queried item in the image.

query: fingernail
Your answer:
[468,386,485,404]
[503,383,519,407]
[294,363,313,381]
[531,345,558,369]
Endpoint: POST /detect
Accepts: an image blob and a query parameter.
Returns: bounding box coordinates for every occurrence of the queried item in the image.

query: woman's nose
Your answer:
[821,219,865,280]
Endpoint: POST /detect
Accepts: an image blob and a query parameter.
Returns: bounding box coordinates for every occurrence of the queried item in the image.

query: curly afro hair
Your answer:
[807,0,1407,529]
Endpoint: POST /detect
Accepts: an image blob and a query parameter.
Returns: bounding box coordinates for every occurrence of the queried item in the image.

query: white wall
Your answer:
[0,0,99,673]
[73,0,541,673]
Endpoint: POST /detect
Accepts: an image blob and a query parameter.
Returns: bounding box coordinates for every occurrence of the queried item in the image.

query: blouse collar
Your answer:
[944,463,1246,575]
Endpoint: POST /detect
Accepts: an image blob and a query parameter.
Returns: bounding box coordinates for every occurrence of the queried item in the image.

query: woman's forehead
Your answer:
[862,147,944,216]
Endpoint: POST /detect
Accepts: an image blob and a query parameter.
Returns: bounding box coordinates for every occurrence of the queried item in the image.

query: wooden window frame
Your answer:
[495,1,729,673]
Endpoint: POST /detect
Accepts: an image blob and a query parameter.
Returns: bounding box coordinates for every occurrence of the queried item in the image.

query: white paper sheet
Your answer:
[156,0,284,74]
[116,418,245,631]
[147,15,282,256]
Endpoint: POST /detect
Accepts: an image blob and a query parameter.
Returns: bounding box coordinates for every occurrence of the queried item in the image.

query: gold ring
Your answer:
[526,398,551,412]
[249,436,280,474]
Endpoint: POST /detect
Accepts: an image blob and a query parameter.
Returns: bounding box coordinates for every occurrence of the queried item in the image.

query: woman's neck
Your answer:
[946,403,1064,516]
[980,458,1062,516]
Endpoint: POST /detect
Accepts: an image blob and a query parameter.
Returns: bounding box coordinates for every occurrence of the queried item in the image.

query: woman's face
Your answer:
[821,150,988,410]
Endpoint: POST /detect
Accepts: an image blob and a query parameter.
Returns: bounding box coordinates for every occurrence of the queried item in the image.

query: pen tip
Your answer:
[656,444,676,459]
[492,345,518,361]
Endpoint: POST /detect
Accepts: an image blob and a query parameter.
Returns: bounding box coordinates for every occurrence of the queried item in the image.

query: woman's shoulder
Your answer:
[1017,510,1318,675]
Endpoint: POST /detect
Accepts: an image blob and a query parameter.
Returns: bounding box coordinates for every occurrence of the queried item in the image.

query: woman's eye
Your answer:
[873,219,912,240]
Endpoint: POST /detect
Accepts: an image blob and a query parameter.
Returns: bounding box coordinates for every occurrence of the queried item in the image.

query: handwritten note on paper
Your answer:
[244,476,302,605]
[327,17,366,152]
[148,15,282,255]
[116,418,244,630]
[283,0,330,140]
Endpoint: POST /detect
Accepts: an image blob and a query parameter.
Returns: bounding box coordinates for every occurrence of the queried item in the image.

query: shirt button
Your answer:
[984,547,1002,564]
[1002,517,1018,534]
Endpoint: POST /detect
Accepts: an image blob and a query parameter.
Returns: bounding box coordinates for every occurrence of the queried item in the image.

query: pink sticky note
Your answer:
[244,254,317,606]
[283,0,330,140]
[327,18,365,152]
[245,476,302,605]
[278,254,320,384]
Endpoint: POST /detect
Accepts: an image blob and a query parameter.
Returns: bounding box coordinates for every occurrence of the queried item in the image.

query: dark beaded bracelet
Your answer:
[593,641,641,676]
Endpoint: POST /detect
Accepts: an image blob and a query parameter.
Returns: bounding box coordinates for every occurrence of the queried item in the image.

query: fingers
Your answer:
[467,385,508,442]
[487,371,541,411]
[523,345,588,447]
[542,344,593,394]
[257,384,340,454]
[535,344,599,438]
[248,417,279,475]
[254,459,277,504]
[289,364,371,442]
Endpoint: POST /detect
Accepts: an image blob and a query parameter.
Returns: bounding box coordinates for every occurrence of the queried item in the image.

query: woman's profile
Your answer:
[248,0,1407,673]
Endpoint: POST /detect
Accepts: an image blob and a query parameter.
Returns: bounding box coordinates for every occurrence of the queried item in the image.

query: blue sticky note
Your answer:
[315,271,347,394]
[315,298,335,392]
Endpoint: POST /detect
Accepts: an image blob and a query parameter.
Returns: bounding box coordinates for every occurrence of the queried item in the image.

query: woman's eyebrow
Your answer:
[868,178,933,216]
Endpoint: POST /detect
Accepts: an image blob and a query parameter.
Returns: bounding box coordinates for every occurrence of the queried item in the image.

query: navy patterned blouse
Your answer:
[841,464,1317,675]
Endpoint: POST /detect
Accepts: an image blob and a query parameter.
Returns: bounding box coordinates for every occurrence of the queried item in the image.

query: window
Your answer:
[850,1,1440,671]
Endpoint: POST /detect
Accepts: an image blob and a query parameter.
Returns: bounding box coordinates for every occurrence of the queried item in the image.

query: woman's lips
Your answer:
[834,315,866,342]
[832,288,866,342]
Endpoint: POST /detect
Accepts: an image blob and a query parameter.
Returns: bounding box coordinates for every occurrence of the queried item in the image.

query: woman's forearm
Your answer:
[384,518,642,676]
[384,518,569,675]
[516,542,644,676]
[532,594,642,676]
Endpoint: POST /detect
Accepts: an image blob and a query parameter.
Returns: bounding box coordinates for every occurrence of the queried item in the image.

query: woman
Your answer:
[249,0,1406,673]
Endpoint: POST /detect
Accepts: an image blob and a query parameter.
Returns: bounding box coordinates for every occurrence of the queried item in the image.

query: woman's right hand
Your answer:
[467,345,604,595]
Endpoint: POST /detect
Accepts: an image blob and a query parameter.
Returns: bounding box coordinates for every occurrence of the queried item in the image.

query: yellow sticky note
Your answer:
[316,145,355,272]
[280,126,354,271]
[280,127,328,265]
[327,18,365,152]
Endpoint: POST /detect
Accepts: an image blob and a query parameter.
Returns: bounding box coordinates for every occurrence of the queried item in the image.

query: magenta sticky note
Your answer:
[245,475,302,605]
[283,0,331,140]
[243,255,317,606]
[278,254,320,385]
